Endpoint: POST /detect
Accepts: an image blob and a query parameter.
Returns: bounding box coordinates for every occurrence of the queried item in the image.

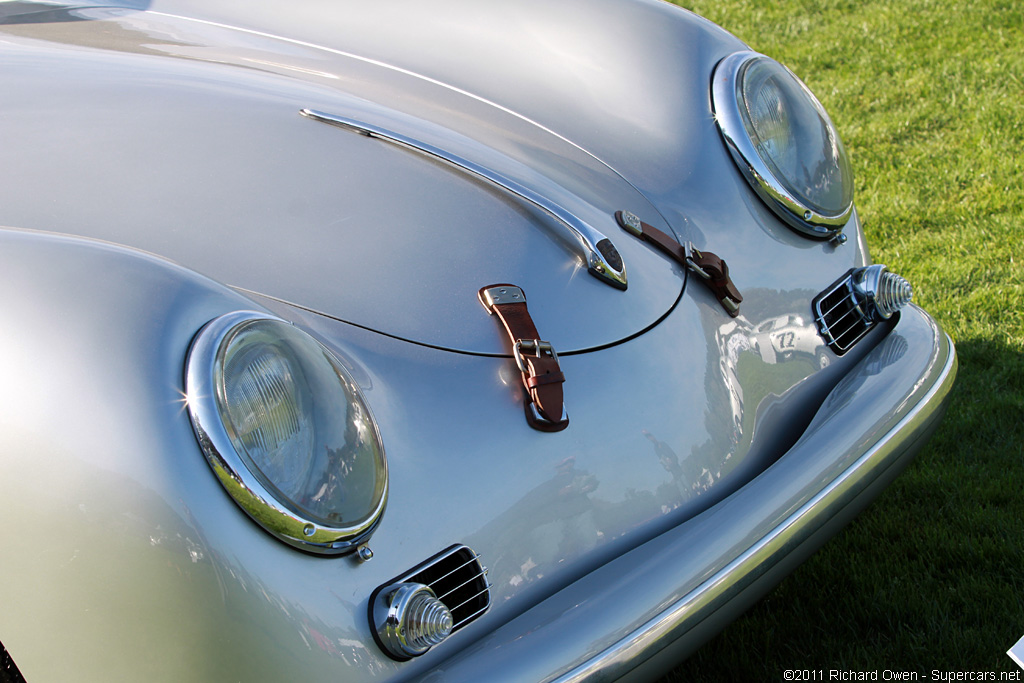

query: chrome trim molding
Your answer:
[301,108,628,290]
[423,309,955,682]
[711,51,852,239]
[549,329,956,682]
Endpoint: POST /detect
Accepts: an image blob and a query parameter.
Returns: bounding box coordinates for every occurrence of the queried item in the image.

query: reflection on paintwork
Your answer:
[62,461,388,677]
[643,430,719,512]
[465,287,846,605]
[822,331,908,415]
[0,0,960,676]
[0,4,684,355]
[750,314,831,368]
[708,289,835,456]
[184,505,390,676]
[469,456,600,594]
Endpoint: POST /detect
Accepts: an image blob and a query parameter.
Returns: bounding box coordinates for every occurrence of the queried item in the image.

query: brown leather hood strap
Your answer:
[615,210,687,264]
[616,210,743,318]
[687,246,743,317]
[479,284,569,432]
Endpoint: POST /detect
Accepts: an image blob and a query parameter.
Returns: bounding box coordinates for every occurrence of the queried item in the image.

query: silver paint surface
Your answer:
[0,4,691,353]
[0,1,955,681]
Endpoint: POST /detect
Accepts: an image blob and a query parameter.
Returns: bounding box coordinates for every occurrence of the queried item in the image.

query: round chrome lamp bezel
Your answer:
[184,311,387,555]
[712,51,854,239]
[852,264,914,320]
[373,583,454,660]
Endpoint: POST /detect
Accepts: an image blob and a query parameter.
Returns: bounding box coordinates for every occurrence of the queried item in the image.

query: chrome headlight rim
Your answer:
[185,310,387,555]
[712,50,854,239]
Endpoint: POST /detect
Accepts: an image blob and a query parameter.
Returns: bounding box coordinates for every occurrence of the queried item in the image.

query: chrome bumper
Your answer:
[426,305,957,682]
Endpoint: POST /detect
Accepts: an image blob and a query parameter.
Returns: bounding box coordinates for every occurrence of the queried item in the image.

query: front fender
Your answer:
[0,228,298,681]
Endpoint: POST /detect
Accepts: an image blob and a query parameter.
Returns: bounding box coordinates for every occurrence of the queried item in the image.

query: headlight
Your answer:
[712,51,854,240]
[185,311,387,555]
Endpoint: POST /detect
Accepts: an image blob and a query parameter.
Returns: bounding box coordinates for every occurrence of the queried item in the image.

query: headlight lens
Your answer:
[186,311,387,554]
[712,51,854,239]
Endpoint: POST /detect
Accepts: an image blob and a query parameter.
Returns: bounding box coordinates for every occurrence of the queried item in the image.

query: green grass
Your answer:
[661,0,1024,678]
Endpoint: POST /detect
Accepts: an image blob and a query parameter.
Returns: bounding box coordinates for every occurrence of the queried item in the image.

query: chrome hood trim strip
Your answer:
[144,9,650,202]
[302,108,628,289]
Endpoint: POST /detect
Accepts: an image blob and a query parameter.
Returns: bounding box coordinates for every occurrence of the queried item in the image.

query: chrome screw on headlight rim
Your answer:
[185,311,387,555]
[712,51,854,239]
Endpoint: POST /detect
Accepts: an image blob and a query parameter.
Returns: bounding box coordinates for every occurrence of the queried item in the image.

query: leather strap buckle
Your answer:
[685,242,743,317]
[513,339,558,373]
[616,210,743,318]
[479,284,569,432]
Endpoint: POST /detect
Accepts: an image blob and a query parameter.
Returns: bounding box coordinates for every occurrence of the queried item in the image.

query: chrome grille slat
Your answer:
[817,305,861,335]
[819,290,858,318]
[432,569,489,603]
[446,586,492,614]
[425,554,483,588]
[836,320,868,345]
[453,603,491,625]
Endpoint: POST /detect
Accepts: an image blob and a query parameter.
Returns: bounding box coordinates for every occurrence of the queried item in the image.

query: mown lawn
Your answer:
[661,0,1023,679]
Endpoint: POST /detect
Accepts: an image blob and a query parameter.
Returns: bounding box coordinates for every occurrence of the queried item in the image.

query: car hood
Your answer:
[0,1,744,354]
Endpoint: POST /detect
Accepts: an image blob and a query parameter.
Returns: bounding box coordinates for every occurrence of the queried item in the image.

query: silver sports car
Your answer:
[0,0,956,681]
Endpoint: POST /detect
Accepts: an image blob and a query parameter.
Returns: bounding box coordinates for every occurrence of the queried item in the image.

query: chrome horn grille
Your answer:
[407,545,490,632]
[813,265,913,355]
[370,545,490,660]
